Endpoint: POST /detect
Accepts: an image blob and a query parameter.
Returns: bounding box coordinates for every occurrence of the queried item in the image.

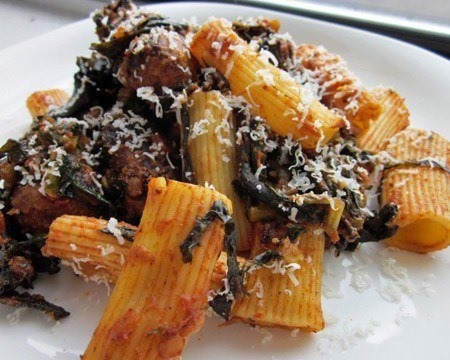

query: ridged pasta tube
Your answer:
[381,129,450,253]
[26,89,69,117]
[190,19,343,149]
[42,215,133,284]
[188,90,252,250]
[43,215,244,293]
[296,44,381,132]
[356,87,410,152]
[232,226,325,332]
[82,178,232,359]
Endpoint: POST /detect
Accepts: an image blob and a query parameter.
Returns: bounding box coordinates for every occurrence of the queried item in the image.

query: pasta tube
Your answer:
[356,87,410,152]
[296,44,381,131]
[82,178,231,359]
[43,215,245,293]
[381,129,450,253]
[190,19,343,149]
[26,89,69,117]
[188,90,252,250]
[232,225,325,332]
[42,215,133,284]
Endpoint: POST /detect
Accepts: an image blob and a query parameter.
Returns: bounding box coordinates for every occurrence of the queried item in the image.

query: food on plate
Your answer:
[295,44,381,133]
[82,177,232,359]
[188,90,252,250]
[381,129,450,253]
[43,214,246,292]
[190,18,344,149]
[356,87,410,152]
[0,0,448,358]
[26,89,70,118]
[232,226,326,332]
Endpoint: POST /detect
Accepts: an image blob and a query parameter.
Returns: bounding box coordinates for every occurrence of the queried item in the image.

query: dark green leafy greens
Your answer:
[342,203,399,252]
[179,200,244,321]
[0,291,69,320]
[100,225,136,241]
[252,250,282,266]
[59,154,114,210]
[0,232,67,319]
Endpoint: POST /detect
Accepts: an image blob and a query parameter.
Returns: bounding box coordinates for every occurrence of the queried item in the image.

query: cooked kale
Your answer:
[233,162,328,224]
[0,291,69,320]
[179,104,195,183]
[233,119,328,225]
[357,204,399,243]
[286,224,307,242]
[59,154,114,211]
[340,204,399,252]
[92,13,188,61]
[253,250,281,266]
[100,225,136,241]
[52,54,119,118]
[181,201,244,320]
[0,139,26,164]
[0,231,67,318]
[92,0,136,40]
[224,217,245,302]
[179,200,233,263]
[208,293,233,321]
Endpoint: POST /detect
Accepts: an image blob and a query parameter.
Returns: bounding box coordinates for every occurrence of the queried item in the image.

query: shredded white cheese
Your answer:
[107,218,125,245]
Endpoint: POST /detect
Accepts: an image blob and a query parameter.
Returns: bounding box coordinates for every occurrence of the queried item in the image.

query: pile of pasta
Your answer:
[30,15,449,360]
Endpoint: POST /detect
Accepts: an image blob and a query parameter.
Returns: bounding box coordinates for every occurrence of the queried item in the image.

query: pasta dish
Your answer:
[0,0,448,358]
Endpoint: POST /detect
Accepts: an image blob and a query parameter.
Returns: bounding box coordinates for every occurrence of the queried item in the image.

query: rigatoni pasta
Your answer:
[188,90,252,250]
[296,44,381,132]
[381,129,450,253]
[42,215,133,284]
[43,214,245,293]
[2,1,450,357]
[356,87,410,152]
[82,178,232,359]
[26,89,69,117]
[190,19,344,149]
[232,226,325,332]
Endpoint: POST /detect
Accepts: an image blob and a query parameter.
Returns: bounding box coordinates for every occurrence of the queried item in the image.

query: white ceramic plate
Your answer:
[0,3,449,360]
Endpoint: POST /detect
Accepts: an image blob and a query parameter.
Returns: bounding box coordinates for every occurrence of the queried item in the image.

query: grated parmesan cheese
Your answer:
[136,86,163,118]
[97,244,115,257]
[107,218,125,245]
[6,308,28,326]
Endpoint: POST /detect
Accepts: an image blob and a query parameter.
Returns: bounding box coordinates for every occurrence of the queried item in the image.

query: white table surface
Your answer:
[0,0,103,50]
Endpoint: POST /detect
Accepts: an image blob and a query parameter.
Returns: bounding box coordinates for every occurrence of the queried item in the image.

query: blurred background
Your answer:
[0,0,449,57]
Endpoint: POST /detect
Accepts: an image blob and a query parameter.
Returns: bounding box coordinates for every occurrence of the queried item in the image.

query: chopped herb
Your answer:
[0,290,69,320]
[59,154,114,210]
[253,250,281,266]
[208,293,233,321]
[100,225,136,241]
[180,200,244,320]
[179,201,232,263]
[287,224,306,242]
[0,139,26,164]
[343,204,399,252]
[180,104,195,183]
[385,160,450,174]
